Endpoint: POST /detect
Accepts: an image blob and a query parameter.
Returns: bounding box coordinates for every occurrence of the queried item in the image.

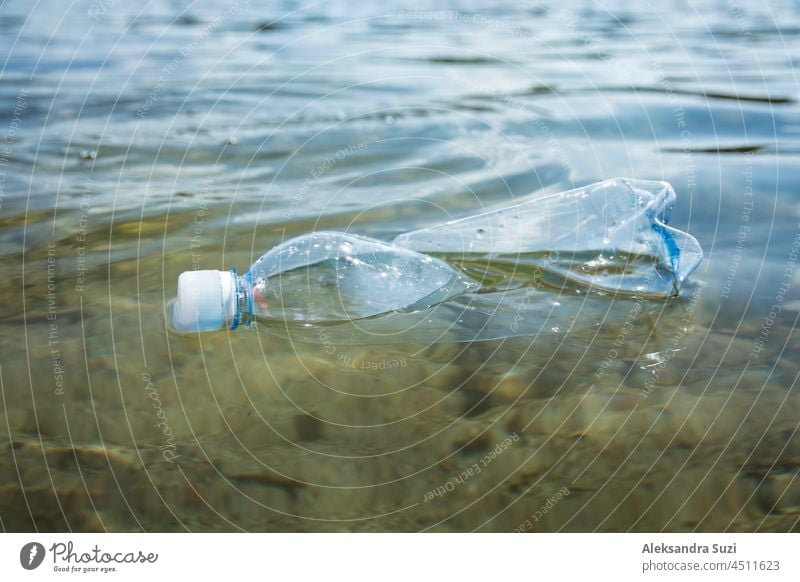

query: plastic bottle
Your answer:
[169,178,702,340]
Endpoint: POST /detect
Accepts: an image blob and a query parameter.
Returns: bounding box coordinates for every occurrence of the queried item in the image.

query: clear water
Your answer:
[1,0,799,532]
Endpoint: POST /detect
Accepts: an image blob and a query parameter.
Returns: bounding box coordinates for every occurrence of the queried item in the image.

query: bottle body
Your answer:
[243,231,476,323]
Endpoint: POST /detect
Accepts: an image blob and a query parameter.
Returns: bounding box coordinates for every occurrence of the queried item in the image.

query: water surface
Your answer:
[1,0,799,531]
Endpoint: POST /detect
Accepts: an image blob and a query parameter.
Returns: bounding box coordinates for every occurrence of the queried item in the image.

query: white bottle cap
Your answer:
[171,270,236,333]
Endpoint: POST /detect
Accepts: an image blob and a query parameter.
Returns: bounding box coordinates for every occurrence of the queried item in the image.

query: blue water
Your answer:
[0,0,799,531]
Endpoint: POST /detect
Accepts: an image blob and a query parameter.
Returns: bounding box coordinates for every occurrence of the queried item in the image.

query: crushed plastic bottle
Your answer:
[394,178,702,297]
[168,178,702,340]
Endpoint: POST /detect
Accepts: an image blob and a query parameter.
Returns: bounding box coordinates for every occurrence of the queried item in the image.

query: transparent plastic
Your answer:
[168,178,703,343]
[243,231,477,323]
[393,178,702,297]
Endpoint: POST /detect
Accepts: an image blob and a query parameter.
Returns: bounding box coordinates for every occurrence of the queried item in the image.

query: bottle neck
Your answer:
[232,271,253,329]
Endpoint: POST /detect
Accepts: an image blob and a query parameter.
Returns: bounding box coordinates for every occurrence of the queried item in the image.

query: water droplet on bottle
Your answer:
[226,136,238,146]
[79,150,97,160]
[385,115,395,125]
[476,228,486,239]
